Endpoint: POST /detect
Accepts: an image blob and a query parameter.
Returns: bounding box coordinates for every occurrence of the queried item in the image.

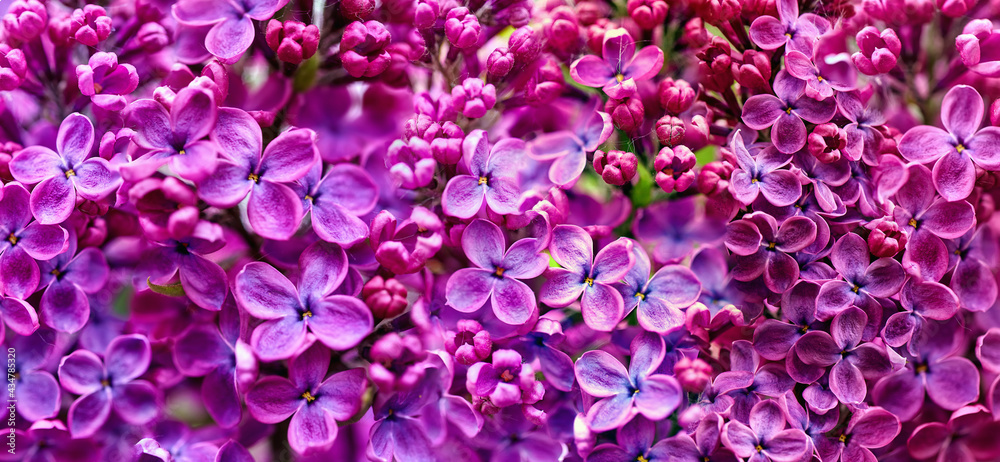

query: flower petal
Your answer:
[308,296,373,350]
[941,85,984,141]
[248,180,303,240]
[8,147,62,184]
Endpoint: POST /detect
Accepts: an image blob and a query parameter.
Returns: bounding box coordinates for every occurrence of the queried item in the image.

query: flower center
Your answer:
[494,267,506,278]
[50,268,61,277]
[751,178,759,183]
[101,379,110,387]
[957,144,965,153]
[838,434,847,443]
[301,310,313,320]
[755,444,764,453]
[851,284,860,293]
[178,149,186,155]
[908,218,918,228]
[636,456,648,462]
[302,391,317,402]
[65,169,76,178]
[767,242,776,250]
[94,82,103,93]
[304,194,314,202]
[248,173,259,183]
[478,176,489,185]
[616,73,625,82]
[6,234,17,246]
[635,292,645,301]
[915,363,928,374]
[817,75,824,82]
[584,277,594,286]
[500,369,515,382]
[785,107,792,115]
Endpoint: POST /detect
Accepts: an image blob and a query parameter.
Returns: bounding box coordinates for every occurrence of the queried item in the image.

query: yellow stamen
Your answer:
[500,370,514,382]
[302,391,316,402]
[636,292,646,301]
[908,218,918,228]
[65,169,76,178]
[756,444,764,453]
[751,178,759,183]
[616,73,625,83]
[101,379,110,387]
[851,284,860,293]
[248,173,259,182]
[478,176,488,185]
[304,195,314,202]
[767,242,776,250]
[957,144,965,153]
[785,107,792,114]
[94,83,103,94]
[838,434,847,443]
[584,277,594,286]
[915,363,928,374]
[637,456,648,462]
[178,149,186,155]
[494,267,506,277]
[6,234,17,245]
[301,310,313,319]
[817,76,824,82]
[50,269,61,276]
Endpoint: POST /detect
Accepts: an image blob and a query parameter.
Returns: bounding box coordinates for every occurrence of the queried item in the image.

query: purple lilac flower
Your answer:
[466,349,543,411]
[748,0,831,55]
[0,183,69,299]
[570,28,664,98]
[246,342,367,454]
[632,198,725,264]
[173,0,291,62]
[127,87,220,183]
[197,108,319,240]
[752,280,820,361]
[234,240,373,360]
[575,332,682,431]
[529,106,614,186]
[134,221,228,311]
[728,135,802,207]
[37,236,109,333]
[75,52,138,112]
[0,420,98,462]
[540,225,635,332]
[816,232,904,320]
[9,113,121,225]
[835,91,887,165]
[720,399,809,462]
[659,413,738,462]
[442,130,524,219]
[293,163,379,246]
[882,279,958,350]
[725,212,817,293]
[784,50,857,100]
[948,227,999,312]
[897,85,1000,201]
[907,406,1000,461]
[712,340,795,423]
[816,408,900,462]
[741,71,838,153]
[615,241,702,333]
[6,329,60,422]
[445,219,548,325]
[588,417,674,462]
[57,334,162,437]
[508,317,575,391]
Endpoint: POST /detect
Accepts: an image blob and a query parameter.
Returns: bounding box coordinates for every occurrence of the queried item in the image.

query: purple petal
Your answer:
[173,325,229,377]
[1,248,40,299]
[129,100,172,150]
[484,177,520,215]
[105,334,151,385]
[831,233,868,280]
[260,128,317,182]
[816,281,855,319]
[549,148,587,185]
[248,180,303,240]
[16,371,60,421]
[172,88,217,142]
[772,112,807,154]
[765,429,809,461]
[795,332,840,366]
[941,85,984,141]
[586,393,634,432]
[316,368,366,419]
[197,161,253,207]
[741,95,786,129]
[722,420,757,457]
[623,46,664,81]
[213,107,261,167]
[57,350,104,394]
[40,281,88,333]
[932,149,975,201]
[57,113,96,166]
[491,277,535,325]
[308,296,373,350]
[550,225,594,273]
[634,375,681,420]
[863,257,905,298]
[749,16,790,50]
[442,175,486,219]
[170,139,218,183]
[72,158,120,200]
[570,55,615,87]
[246,376,302,423]
[592,238,634,283]
[776,216,817,252]
[30,175,76,224]
[765,251,800,294]
[582,283,625,331]
[288,403,337,454]
[968,127,1000,169]
[539,269,585,307]
[314,164,379,214]
[205,16,255,61]
[575,350,630,397]
[112,380,161,424]
[178,255,227,311]
[251,316,307,361]
[446,268,496,313]
[8,146,62,184]
[68,388,112,438]
[881,312,916,347]
[311,202,370,246]
[953,259,998,312]
[216,441,255,462]
[759,170,803,207]
[500,238,549,279]
[849,408,901,448]
[898,125,955,163]
[234,262,299,319]
[753,320,802,360]
[926,357,980,410]
[830,361,866,404]
[0,297,38,336]
[203,367,242,428]
[725,220,763,256]
[461,219,505,270]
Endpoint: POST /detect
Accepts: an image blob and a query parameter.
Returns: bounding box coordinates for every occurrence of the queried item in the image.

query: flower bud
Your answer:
[452,77,497,118]
[445,7,481,49]
[697,37,735,93]
[509,26,542,64]
[957,20,994,70]
[341,20,392,78]
[852,27,901,75]
[866,217,907,258]
[658,78,697,115]
[1,0,47,45]
[673,357,713,393]
[627,0,668,30]
[732,49,772,92]
[698,160,734,196]
[387,138,436,189]
[341,0,376,20]
[370,333,428,393]
[936,0,974,17]
[265,20,320,65]
[0,46,27,92]
[136,22,170,53]
[606,94,645,136]
[0,141,22,182]
[585,19,614,54]
[444,320,492,365]
[544,6,581,55]
[432,122,465,164]
[414,0,440,29]
[654,146,697,193]
[363,276,409,319]
[70,5,113,47]
[576,1,610,26]
[593,150,639,186]
[683,18,711,48]
[693,0,742,25]
[655,115,686,146]
[807,123,848,163]
[487,47,515,80]
[525,59,565,105]
[741,0,777,19]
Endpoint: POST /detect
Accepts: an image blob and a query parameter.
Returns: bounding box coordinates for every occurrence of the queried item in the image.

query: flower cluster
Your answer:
[3,0,1000,461]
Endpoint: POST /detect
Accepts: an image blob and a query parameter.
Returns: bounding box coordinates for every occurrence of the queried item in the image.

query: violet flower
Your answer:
[529,107,614,186]
[815,408,900,461]
[38,236,109,333]
[816,232,904,320]
[741,71,837,154]
[659,413,738,462]
[173,0,290,62]
[8,113,121,224]
[127,87,220,183]
[897,85,1000,201]
[466,349,543,410]
[540,224,635,332]
[588,417,675,462]
[752,280,820,361]
[720,399,809,462]
[881,279,958,350]
[197,108,319,240]
[75,52,138,112]
[712,340,795,423]
[57,334,162,437]
[748,0,830,55]
[725,212,817,294]
[6,329,60,422]
[632,198,725,264]
[134,221,228,312]
[835,91,887,165]
[728,135,803,207]
[614,241,702,333]
[234,241,373,360]
[906,406,1000,461]
[948,227,999,312]
[0,183,69,299]
[575,332,682,431]
[292,163,379,246]
[445,219,548,325]
[784,50,857,101]
[442,130,524,219]
[570,28,664,98]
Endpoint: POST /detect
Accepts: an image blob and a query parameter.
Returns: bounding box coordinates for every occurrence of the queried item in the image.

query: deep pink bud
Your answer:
[487,47,515,80]
[525,58,565,105]
[936,0,974,17]
[70,5,113,47]
[265,20,320,65]
[1,0,46,45]
[732,49,772,92]
[363,276,409,319]
[741,0,776,19]
[414,0,440,29]
[658,78,697,115]
[698,160,734,196]
[693,0,742,25]
[136,22,170,53]
[387,138,436,189]
[697,37,735,93]
[445,7,481,49]
[509,26,542,64]
[0,141,22,181]
[673,357,713,393]
[585,19,614,54]
[370,333,428,393]
[852,26,901,75]
[655,115,686,146]
[606,95,645,136]
[807,123,848,163]
[593,150,639,186]
[627,0,668,30]
[576,0,611,26]
[341,0,376,20]
[452,77,497,118]
[341,20,392,78]
[654,146,697,193]
[544,6,581,54]
[957,19,994,69]
[682,18,711,48]
[866,217,907,258]
[0,46,27,91]
[444,320,492,365]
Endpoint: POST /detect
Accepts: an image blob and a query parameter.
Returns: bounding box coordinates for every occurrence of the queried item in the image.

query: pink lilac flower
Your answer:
[0,183,69,299]
[127,87,220,183]
[529,105,614,185]
[37,237,109,333]
[134,221,229,311]
[741,71,838,153]
[570,28,664,98]
[75,52,138,112]
[615,242,702,333]
[442,130,524,219]
[748,0,831,55]
[173,0,291,62]
[720,399,809,461]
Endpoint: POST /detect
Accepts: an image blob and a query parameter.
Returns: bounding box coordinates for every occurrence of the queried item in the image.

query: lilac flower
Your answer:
[907,406,1000,461]
[816,408,900,462]
[9,113,121,224]
[575,332,682,431]
[725,212,817,294]
[779,390,840,460]
[570,28,664,98]
[529,107,614,186]
[659,413,738,462]
[614,242,702,333]
[720,399,809,462]
[632,198,725,264]
[893,163,976,240]
[752,280,820,361]
[6,329,60,421]
[0,183,69,299]
[38,236,109,333]
[881,279,958,349]
[540,225,635,331]
[246,342,365,455]
[712,340,795,423]
[834,91,887,165]
[816,232,904,320]
[741,71,837,154]
[466,349,543,410]
[508,318,575,391]
[2,420,98,462]
[75,52,138,112]
[134,221,228,311]
[369,207,444,275]
[748,0,830,55]
[689,246,764,328]
[784,50,857,100]
[729,136,802,208]
[197,108,319,240]
[442,130,524,219]
[794,307,893,404]
[127,87,219,183]
[957,19,1000,78]
[445,219,548,325]
[897,85,1000,201]
[173,298,252,428]
[292,163,379,246]
[134,420,221,462]
[791,151,851,213]
[588,417,675,462]
[57,334,162,437]
[173,0,291,62]
[234,241,373,361]
[948,227,999,312]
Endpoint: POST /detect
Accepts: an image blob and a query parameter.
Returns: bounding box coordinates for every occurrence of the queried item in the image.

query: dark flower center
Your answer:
[635,292,646,301]
[755,444,764,453]
[500,369,515,382]
[957,144,965,153]
[248,173,259,183]
[301,310,313,320]
[767,242,777,250]
[478,176,489,186]
[493,266,506,278]
[65,169,76,178]
[584,277,595,286]
[6,234,17,246]
[302,391,317,402]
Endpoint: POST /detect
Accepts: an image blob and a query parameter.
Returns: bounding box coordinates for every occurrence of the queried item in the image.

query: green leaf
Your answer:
[293,54,320,93]
[694,145,718,166]
[147,278,186,297]
[630,163,655,209]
